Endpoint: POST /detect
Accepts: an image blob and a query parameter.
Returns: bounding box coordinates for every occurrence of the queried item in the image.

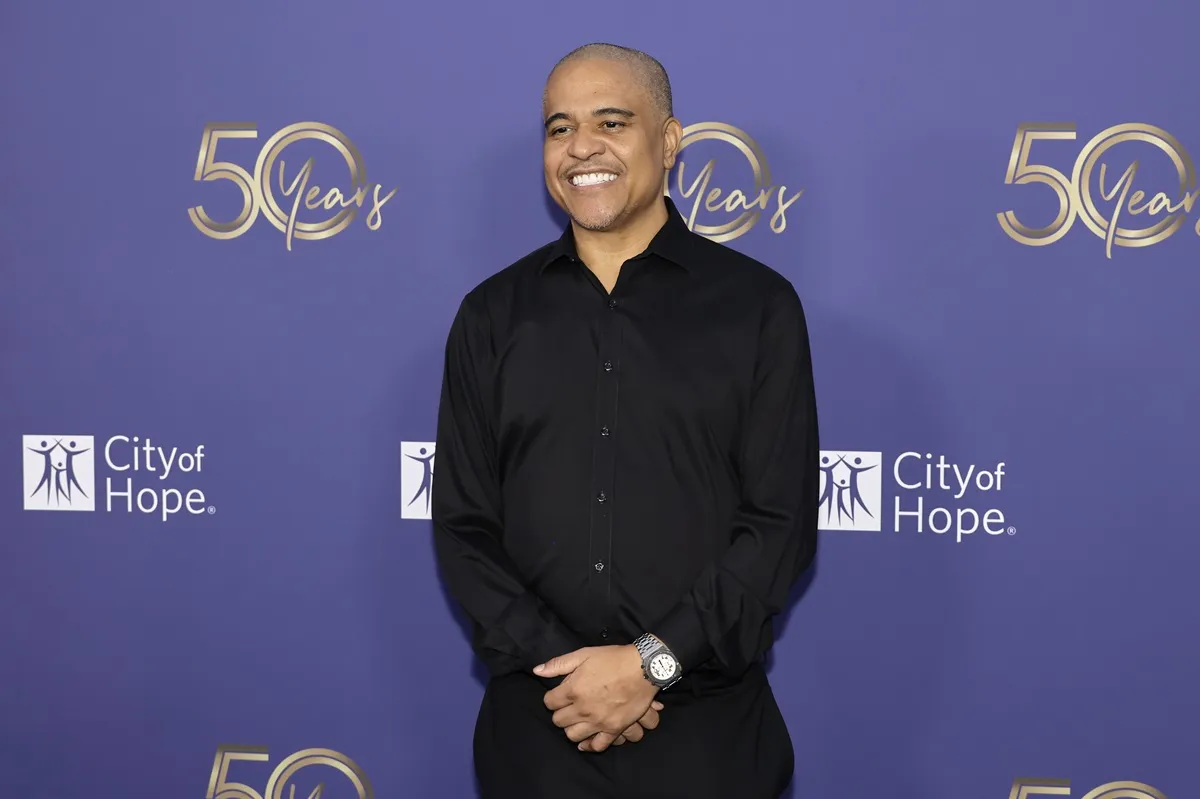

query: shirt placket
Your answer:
[588,293,621,642]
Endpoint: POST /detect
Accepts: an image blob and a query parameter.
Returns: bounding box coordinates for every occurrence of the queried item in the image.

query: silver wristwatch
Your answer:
[633,633,681,690]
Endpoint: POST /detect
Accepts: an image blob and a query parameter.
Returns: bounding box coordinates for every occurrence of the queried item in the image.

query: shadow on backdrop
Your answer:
[772,308,965,798]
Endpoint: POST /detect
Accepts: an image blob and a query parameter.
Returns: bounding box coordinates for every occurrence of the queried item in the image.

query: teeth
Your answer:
[571,172,617,186]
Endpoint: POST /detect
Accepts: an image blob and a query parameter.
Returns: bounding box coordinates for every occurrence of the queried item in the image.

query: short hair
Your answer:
[544,43,674,120]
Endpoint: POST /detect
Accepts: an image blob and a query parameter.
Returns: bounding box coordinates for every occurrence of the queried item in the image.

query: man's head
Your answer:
[542,43,682,233]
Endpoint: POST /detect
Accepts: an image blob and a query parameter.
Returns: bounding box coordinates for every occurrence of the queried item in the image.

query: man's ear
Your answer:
[662,116,683,170]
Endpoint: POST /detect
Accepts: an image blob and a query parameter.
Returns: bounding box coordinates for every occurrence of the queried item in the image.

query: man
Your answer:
[431,42,819,799]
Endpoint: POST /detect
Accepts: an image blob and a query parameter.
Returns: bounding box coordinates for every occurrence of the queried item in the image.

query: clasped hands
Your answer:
[533,644,662,753]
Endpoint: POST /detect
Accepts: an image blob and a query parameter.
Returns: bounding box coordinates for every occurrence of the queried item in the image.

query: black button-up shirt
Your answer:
[431,198,819,690]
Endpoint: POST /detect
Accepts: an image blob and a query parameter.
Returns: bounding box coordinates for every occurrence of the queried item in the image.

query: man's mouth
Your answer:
[568,171,619,187]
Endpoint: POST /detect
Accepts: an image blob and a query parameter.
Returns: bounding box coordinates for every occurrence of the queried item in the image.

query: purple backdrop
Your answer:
[1,1,1195,797]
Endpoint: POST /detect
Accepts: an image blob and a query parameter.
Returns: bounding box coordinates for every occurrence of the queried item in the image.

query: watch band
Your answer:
[633,632,661,660]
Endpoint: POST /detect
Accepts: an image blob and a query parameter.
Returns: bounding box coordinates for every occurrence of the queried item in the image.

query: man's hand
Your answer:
[599,701,664,750]
[535,645,659,752]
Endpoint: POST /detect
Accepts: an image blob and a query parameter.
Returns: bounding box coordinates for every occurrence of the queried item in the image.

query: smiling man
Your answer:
[431,42,820,798]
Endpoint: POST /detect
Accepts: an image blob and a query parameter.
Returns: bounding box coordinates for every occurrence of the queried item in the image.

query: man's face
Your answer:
[542,58,679,232]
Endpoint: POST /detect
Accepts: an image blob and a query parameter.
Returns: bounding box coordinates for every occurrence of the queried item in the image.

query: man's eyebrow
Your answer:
[543,107,637,130]
[593,107,635,119]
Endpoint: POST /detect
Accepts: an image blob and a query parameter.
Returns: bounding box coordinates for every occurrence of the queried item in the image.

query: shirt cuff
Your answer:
[652,602,714,673]
[497,590,583,671]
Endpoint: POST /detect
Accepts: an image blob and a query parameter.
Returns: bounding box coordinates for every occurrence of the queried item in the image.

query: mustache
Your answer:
[562,163,622,179]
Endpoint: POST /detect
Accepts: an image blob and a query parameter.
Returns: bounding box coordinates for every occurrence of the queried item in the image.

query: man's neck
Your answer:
[573,199,669,293]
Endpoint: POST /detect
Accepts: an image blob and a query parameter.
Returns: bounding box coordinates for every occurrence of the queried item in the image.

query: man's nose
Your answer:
[566,127,605,161]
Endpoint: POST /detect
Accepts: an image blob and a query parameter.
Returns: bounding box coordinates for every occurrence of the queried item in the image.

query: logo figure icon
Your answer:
[23,435,96,512]
[817,450,882,531]
[400,442,436,520]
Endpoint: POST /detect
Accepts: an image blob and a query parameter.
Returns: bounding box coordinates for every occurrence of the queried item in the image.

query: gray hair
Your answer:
[545,43,674,119]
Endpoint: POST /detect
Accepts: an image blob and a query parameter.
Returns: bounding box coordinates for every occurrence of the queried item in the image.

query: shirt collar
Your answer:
[539,195,698,274]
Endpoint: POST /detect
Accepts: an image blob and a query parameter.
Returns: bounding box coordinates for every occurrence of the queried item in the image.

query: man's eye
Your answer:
[603,121,625,129]
[550,127,569,136]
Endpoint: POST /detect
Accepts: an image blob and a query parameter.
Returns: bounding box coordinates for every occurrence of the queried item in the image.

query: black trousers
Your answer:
[473,663,794,799]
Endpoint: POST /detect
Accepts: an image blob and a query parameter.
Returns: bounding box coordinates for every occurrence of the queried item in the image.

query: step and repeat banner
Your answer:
[1,1,1193,797]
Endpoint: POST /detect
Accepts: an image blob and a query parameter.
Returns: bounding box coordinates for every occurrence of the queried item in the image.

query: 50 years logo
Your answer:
[998,122,1199,258]
[1009,778,1169,799]
[667,122,802,242]
[188,122,397,251]
[206,746,372,799]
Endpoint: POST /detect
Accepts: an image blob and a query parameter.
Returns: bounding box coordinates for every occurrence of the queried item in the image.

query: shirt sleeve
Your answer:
[431,293,586,680]
[651,280,819,677]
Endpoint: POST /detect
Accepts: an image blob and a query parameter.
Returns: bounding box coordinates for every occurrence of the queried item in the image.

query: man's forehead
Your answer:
[543,59,650,112]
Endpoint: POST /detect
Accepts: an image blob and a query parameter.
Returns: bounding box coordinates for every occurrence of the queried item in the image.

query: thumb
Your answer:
[533,649,588,677]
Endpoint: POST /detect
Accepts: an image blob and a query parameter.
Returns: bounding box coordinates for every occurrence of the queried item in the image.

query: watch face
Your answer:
[648,652,678,682]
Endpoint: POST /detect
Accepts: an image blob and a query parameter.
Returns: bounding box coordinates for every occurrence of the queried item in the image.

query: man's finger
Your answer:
[639,707,660,730]
[565,722,594,743]
[584,731,618,752]
[621,722,645,742]
[534,648,589,678]
[579,731,624,752]
[542,683,575,711]
[551,705,587,729]
[652,700,664,711]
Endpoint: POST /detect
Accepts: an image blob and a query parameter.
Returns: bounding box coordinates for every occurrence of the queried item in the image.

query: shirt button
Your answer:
[600,426,610,437]
[603,360,613,372]
[607,298,618,309]
[600,627,610,639]
[594,561,604,572]
[596,491,607,503]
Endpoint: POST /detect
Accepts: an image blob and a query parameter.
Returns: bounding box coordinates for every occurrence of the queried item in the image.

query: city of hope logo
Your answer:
[1008,777,1170,799]
[666,122,803,243]
[22,434,214,521]
[400,441,436,520]
[818,449,1014,543]
[998,122,1200,258]
[206,745,373,799]
[188,122,397,251]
